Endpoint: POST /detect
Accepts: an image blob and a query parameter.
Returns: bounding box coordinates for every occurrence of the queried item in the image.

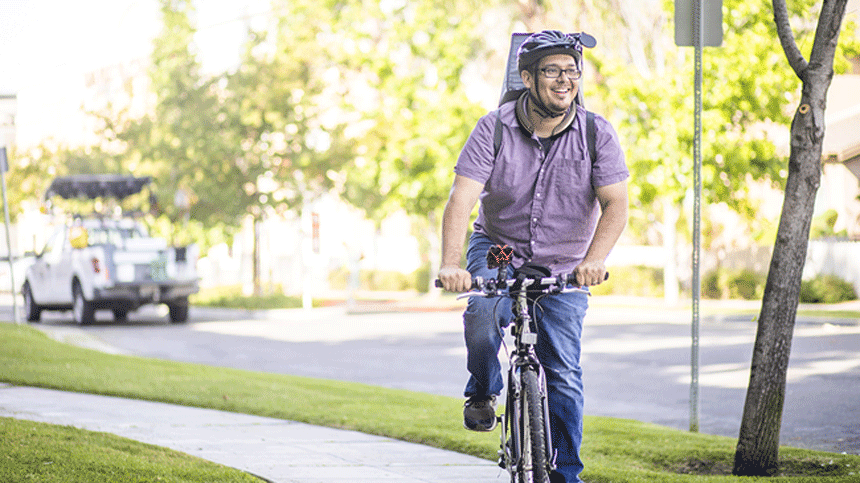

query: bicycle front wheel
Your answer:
[518,366,550,483]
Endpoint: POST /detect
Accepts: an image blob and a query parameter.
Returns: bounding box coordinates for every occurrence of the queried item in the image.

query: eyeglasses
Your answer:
[539,66,582,80]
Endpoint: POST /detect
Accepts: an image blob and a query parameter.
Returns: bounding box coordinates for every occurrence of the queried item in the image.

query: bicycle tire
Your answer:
[518,366,550,483]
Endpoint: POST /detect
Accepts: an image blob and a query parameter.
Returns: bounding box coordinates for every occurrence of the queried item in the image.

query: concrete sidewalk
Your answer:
[0,384,504,483]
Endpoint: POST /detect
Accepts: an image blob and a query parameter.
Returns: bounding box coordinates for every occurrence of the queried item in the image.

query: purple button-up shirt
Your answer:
[455,102,629,274]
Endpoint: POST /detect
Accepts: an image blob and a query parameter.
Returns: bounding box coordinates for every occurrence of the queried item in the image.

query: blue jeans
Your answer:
[463,233,588,483]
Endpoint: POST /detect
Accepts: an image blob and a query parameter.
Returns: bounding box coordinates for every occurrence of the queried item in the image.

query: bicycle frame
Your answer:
[499,278,556,480]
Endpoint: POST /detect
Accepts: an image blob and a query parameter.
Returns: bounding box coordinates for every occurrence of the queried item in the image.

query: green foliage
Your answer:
[328,267,424,292]
[87,0,493,248]
[191,284,305,309]
[329,0,489,222]
[140,1,248,227]
[219,0,352,216]
[587,0,857,244]
[590,266,664,297]
[144,214,235,253]
[810,209,848,239]
[413,262,432,293]
[92,0,251,239]
[703,268,766,300]
[3,144,130,221]
[800,275,858,304]
[833,12,860,74]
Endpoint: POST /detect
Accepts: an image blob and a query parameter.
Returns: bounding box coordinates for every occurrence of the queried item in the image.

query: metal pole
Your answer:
[0,148,18,324]
[690,0,703,433]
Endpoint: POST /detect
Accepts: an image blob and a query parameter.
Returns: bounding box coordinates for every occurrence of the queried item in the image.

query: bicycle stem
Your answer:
[515,279,539,348]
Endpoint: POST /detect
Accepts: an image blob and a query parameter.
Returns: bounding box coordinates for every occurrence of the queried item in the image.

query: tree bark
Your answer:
[733,0,848,476]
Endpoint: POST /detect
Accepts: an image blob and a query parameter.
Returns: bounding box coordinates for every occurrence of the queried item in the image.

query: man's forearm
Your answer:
[583,182,629,265]
[583,203,627,264]
[440,175,484,269]
[441,201,470,268]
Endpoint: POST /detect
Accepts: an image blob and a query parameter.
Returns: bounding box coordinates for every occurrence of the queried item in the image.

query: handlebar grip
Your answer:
[566,271,610,285]
[435,279,480,290]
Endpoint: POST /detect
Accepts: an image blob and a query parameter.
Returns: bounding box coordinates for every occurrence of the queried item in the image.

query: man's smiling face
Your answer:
[522,53,579,116]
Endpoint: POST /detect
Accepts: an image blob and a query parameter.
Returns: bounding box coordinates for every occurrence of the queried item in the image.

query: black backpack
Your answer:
[493,33,597,165]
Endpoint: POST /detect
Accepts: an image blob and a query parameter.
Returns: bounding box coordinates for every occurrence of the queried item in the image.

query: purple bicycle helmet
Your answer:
[517,30,597,72]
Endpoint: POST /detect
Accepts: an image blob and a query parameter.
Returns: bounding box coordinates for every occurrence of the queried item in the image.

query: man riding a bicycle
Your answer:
[437,30,629,483]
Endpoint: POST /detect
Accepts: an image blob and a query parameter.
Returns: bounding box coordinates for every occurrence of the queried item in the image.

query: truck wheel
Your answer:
[168,299,189,324]
[22,282,42,322]
[73,283,95,325]
[113,309,129,322]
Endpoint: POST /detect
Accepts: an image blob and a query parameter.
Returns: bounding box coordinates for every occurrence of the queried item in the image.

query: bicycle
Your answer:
[438,244,598,483]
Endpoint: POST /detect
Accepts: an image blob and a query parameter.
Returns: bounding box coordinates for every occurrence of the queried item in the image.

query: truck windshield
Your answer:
[87,227,144,245]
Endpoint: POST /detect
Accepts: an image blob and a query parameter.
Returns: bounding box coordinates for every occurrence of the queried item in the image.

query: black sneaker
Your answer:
[464,395,498,431]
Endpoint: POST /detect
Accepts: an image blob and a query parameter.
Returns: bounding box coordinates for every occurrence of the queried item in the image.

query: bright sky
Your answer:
[0,0,269,146]
[0,0,159,94]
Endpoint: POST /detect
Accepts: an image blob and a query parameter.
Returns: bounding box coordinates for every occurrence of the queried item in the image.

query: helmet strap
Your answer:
[526,67,567,118]
[529,90,566,118]
[515,91,577,137]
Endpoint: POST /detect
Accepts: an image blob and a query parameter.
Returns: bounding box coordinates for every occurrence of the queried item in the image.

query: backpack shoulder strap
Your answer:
[493,107,597,165]
[586,110,597,166]
[493,108,503,158]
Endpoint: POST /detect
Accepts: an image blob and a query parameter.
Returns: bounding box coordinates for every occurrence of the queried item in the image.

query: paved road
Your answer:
[5,296,860,455]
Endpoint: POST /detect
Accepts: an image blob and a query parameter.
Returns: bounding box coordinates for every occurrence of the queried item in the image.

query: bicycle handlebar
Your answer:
[434,271,608,297]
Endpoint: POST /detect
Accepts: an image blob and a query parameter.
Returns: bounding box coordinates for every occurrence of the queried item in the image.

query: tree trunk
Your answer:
[733,0,848,476]
[732,110,820,475]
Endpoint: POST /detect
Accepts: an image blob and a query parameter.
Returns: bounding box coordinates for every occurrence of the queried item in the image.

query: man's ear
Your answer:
[520,69,534,90]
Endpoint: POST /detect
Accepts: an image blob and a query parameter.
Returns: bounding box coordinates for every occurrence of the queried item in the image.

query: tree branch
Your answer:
[808,0,849,68]
[772,0,808,78]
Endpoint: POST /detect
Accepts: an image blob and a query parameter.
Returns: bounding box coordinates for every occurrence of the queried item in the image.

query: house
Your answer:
[818,74,860,238]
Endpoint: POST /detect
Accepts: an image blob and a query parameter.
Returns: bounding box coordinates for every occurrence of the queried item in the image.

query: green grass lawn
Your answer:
[0,417,261,483]
[1,323,858,482]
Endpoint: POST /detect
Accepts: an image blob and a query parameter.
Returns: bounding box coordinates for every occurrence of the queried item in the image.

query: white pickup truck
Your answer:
[22,175,199,324]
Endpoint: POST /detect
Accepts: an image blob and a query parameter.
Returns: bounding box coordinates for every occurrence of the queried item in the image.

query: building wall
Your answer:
[818,161,860,238]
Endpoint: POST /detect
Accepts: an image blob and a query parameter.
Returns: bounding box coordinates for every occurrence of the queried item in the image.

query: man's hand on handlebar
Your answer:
[437,266,473,292]
[573,260,608,287]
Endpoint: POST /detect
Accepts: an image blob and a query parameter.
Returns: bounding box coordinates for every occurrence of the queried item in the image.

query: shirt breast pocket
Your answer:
[551,157,590,193]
